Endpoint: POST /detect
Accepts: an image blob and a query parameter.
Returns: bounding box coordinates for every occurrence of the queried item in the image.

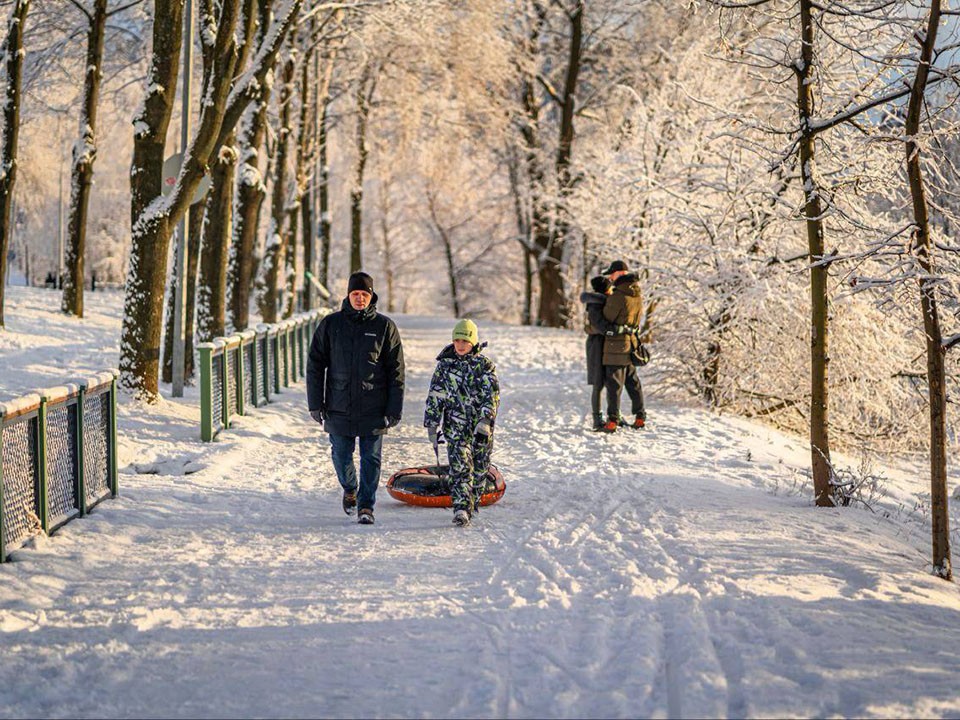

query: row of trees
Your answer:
[0,2,957,576]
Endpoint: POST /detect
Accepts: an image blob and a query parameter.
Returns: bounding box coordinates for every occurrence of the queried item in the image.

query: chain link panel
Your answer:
[83,390,110,503]
[45,402,78,524]
[1,416,40,551]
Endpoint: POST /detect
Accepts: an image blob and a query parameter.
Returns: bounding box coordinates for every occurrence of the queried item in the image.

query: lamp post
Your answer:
[172,0,194,398]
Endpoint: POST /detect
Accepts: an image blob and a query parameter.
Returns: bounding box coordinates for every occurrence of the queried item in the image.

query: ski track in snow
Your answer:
[3,300,960,718]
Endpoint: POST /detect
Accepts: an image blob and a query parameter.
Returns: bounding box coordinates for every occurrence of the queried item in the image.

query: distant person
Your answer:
[44,272,56,289]
[600,259,646,433]
[579,275,633,431]
[306,271,405,525]
[424,319,500,527]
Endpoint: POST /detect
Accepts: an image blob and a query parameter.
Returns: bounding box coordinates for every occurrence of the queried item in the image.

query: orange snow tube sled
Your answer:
[386,464,506,508]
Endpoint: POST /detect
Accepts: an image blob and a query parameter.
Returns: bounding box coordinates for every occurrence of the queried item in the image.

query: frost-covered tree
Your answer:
[121,0,301,400]
[0,0,30,329]
[255,44,294,323]
[60,0,144,318]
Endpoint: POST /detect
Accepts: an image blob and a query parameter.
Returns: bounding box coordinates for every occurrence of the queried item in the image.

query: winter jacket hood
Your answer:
[579,290,607,306]
[435,341,488,361]
[613,273,642,296]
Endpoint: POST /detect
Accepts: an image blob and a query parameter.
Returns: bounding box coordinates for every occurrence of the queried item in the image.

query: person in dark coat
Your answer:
[600,259,646,433]
[579,275,629,431]
[306,271,405,525]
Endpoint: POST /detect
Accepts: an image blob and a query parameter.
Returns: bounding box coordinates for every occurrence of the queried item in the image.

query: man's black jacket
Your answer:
[306,294,405,437]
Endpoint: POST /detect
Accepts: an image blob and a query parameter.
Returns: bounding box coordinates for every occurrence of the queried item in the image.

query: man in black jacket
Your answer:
[306,271,405,525]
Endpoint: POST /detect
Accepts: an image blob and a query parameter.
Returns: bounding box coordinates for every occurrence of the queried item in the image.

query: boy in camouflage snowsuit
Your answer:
[423,319,500,526]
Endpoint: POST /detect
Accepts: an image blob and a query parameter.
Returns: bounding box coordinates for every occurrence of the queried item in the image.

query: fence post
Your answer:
[239,331,255,415]
[271,327,281,396]
[37,394,50,534]
[109,373,119,498]
[298,319,306,379]
[219,340,231,430]
[76,385,87,516]
[199,343,215,442]
[286,324,294,387]
[232,335,245,416]
[257,324,271,404]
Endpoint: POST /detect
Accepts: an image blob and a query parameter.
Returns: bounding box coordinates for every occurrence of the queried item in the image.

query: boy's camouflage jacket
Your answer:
[423,343,500,433]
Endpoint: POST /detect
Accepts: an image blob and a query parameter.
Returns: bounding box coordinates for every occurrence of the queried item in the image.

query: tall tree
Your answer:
[795,0,834,506]
[537,0,583,328]
[196,0,258,341]
[121,0,301,399]
[903,0,951,580]
[349,60,377,273]
[61,0,141,317]
[227,0,273,332]
[0,0,31,328]
[256,48,295,323]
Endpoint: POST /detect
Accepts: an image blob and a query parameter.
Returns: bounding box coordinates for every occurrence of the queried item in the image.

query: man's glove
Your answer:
[474,417,492,441]
[385,415,401,429]
[310,409,324,424]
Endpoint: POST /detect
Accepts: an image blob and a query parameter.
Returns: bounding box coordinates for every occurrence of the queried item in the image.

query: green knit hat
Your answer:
[452,319,479,345]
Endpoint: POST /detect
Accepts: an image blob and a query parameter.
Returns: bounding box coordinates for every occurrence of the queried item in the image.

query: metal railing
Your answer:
[198,309,329,441]
[0,371,119,562]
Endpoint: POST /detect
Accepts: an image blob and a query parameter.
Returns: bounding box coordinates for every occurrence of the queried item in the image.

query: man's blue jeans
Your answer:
[328,434,383,511]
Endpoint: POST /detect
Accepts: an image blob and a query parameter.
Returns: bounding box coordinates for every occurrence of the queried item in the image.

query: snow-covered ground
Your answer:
[2,285,960,719]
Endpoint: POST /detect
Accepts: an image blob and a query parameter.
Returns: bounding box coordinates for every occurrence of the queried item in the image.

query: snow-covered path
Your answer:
[3,311,960,718]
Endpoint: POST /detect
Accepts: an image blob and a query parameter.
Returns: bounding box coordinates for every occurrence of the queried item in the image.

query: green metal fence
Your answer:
[198,309,329,442]
[0,371,119,563]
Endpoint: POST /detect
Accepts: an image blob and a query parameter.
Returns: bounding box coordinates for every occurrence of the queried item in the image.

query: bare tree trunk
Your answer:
[539,0,583,329]
[257,51,295,323]
[318,98,332,287]
[120,0,183,396]
[196,0,256,339]
[0,0,30,329]
[427,190,460,318]
[62,0,107,318]
[285,39,315,319]
[350,64,376,274]
[228,0,277,331]
[506,146,534,325]
[796,0,834,506]
[378,175,395,312]
[197,141,237,341]
[905,0,951,580]
[518,1,554,327]
[283,194,299,318]
[229,102,270,330]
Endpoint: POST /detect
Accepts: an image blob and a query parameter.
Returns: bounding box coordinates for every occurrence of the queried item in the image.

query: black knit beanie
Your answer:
[347,271,374,294]
[590,275,612,294]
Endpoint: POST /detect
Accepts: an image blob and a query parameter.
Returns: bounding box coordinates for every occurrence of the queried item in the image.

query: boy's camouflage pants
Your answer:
[446,431,493,513]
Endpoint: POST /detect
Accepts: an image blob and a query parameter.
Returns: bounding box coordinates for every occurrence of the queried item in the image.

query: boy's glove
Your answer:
[427,426,441,452]
[385,415,401,429]
[309,409,324,424]
[474,417,492,441]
